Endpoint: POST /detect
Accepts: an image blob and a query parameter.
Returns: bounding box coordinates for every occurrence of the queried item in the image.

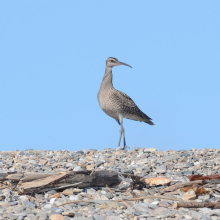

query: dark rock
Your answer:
[96,161,105,167]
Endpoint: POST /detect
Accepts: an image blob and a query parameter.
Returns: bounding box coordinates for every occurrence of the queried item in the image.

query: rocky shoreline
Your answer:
[0,147,220,220]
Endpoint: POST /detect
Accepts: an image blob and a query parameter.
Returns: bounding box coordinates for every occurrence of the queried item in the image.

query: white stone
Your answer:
[19,195,29,201]
[73,166,83,171]
[101,195,109,200]
[66,163,73,167]
[144,148,157,152]
[28,160,37,164]
[69,195,80,201]
[44,203,52,209]
[182,189,196,201]
[151,201,159,205]
[183,215,193,219]
[50,198,56,205]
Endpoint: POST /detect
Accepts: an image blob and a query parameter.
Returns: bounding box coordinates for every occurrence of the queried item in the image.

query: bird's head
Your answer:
[106,57,132,68]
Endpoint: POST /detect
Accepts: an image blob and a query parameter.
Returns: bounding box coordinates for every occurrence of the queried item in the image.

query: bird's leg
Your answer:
[118,117,129,150]
[121,125,129,150]
[123,128,126,149]
[118,125,123,148]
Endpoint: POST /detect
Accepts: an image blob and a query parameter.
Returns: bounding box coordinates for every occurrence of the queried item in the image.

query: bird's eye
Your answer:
[111,60,114,62]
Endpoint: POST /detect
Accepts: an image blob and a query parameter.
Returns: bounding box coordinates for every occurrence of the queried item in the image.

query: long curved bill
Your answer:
[116,61,132,68]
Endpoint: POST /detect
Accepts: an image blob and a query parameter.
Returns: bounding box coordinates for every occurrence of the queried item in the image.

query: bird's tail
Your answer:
[145,120,154,125]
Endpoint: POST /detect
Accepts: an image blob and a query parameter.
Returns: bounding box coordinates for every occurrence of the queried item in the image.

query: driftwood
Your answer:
[38,182,83,193]
[3,170,119,193]
[160,180,204,194]
[188,174,220,181]
[174,201,220,209]
[164,191,180,196]
[18,172,69,192]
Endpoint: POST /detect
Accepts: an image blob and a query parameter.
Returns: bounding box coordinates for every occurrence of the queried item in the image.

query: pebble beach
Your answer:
[1,147,220,220]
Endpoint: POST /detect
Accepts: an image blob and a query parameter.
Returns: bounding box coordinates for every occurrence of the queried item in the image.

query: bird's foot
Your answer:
[116,145,130,151]
[122,145,130,151]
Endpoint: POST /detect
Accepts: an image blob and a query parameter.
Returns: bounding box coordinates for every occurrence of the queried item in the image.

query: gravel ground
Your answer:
[0,147,220,220]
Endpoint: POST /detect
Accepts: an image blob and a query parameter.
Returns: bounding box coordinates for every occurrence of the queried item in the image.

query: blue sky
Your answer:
[0,1,220,151]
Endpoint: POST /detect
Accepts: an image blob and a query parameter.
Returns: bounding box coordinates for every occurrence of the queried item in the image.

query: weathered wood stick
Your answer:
[174,201,220,209]
[188,174,220,181]
[18,172,68,192]
[38,182,83,193]
[160,180,204,194]
[59,195,183,206]
[7,172,55,182]
[163,191,180,196]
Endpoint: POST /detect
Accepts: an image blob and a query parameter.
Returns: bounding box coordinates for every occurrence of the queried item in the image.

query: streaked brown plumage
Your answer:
[98,57,154,150]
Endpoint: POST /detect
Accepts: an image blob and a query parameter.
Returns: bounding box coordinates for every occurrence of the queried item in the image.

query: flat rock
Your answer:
[144,148,157,152]
[94,214,105,220]
[182,189,197,201]
[62,189,75,195]
[50,214,64,220]
[62,211,75,217]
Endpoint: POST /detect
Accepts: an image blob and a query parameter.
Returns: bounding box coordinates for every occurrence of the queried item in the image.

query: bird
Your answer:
[98,57,154,150]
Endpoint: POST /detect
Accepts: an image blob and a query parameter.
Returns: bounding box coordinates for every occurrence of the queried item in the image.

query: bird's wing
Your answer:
[113,90,154,125]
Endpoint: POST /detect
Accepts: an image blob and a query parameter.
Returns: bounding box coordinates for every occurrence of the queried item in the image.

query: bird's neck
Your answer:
[101,67,114,89]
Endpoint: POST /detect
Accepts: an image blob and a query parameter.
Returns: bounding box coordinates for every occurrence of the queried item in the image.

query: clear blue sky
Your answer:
[0,1,220,151]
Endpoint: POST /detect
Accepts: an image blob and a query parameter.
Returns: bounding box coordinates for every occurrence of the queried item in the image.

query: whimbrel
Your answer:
[98,57,154,150]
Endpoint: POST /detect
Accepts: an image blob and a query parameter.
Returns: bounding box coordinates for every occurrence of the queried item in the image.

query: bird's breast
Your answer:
[98,89,120,119]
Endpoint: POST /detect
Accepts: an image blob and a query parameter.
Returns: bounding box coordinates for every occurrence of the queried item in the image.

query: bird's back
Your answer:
[109,89,154,125]
[98,85,154,125]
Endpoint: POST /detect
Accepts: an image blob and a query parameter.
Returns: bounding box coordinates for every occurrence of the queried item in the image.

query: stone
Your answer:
[9,201,18,206]
[183,170,193,175]
[86,164,95,170]
[0,194,6,201]
[73,218,94,220]
[26,214,38,220]
[0,202,10,208]
[201,214,212,220]
[86,188,97,194]
[49,214,64,220]
[144,148,157,152]
[94,214,105,220]
[62,211,75,217]
[36,212,48,219]
[65,163,73,168]
[96,161,105,167]
[46,190,57,195]
[182,189,196,201]
[25,200,36,208]
[50,207,64,215]
[73,166,83,171]
[198,194,210,200]
[62,189,75,195]
[39,159,47,165]
[156,165,167,173]
[19,195,29,201]
[7,214,18,220]
[44,204,52,209]
[123,169,133,173]
[69,195,80,200]
[99,202,121,209]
